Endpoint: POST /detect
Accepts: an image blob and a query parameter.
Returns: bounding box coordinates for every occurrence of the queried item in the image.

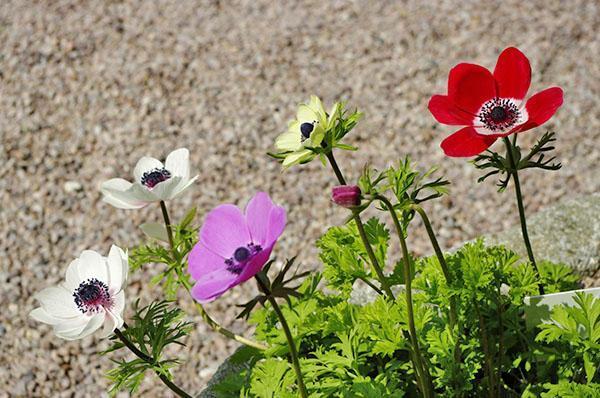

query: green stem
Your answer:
[411,205,457,327]
[255,277,308,398]
[158,201,268,351]
[377,195,433,398]
[496,293,505,397]
[475,304,496,398]
[502,138,544,295]
[114,328,192,398]
[324,151,395,299]
[412,204,462,373]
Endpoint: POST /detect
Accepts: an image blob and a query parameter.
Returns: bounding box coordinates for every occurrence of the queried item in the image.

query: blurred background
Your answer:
[1,0,598,396]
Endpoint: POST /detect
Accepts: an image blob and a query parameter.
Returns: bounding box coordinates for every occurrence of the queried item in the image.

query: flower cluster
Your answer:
[29,46,580,398]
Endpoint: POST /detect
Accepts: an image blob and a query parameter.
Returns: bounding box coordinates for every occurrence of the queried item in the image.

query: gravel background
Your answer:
[1,0,598,396]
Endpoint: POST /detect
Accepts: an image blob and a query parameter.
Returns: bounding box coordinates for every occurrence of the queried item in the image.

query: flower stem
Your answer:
[475,304,496,398]
[324,151,395,299]
[411,205,457,327]
[158,201,268,351]
[502,138,544,295]
[377,195,433,398]
[114,328,192,398]
[255,277,309,398]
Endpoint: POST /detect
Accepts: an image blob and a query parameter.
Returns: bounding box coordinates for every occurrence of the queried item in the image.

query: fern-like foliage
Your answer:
[103,300,193,396]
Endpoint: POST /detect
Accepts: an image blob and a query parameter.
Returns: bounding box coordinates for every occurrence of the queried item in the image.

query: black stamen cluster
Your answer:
[478,98,520,132]
[141,168,172,188]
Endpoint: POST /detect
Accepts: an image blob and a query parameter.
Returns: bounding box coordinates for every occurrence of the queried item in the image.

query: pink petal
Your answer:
[245,192,286,246]
[200,204,250,258]
[191,271,238,303]
[187,243,227,281]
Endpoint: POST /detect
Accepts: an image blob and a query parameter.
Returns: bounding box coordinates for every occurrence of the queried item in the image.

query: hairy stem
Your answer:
[324,151,395,299]
[158,201,268,351]
[114,328,192,398]
[255,277,308,398]
[378,195,434,398]
[502,138,544,295]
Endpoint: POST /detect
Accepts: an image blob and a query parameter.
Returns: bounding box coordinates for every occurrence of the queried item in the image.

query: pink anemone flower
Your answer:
[428,47,563,157]
[187,192,286,303]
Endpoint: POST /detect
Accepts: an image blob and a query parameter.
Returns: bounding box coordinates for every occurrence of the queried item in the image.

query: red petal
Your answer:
[428,95,474,125]
[525,87,564,126]
[493,47,531,100]
[441,126,497,157]
[448,63,496,114]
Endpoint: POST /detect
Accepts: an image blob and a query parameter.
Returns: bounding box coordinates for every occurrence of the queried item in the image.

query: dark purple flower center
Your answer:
[300,122,314,139]
[225,243,263,275]
[141,168,172,188]
[478,98,521,132]
[73,278,112,314]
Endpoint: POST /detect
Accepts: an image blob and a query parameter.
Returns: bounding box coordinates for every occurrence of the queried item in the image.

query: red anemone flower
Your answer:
[428,47,563,157]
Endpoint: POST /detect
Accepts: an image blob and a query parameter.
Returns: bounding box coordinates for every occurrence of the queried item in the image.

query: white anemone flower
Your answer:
[100,147,198,209]
[30,245,128,340]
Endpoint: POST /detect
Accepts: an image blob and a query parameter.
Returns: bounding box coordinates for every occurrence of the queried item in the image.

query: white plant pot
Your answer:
[523,287,600,329]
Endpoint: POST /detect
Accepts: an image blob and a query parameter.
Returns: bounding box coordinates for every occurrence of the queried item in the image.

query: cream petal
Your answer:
[275,129,302,152]
[76,250,109,284]
[282,149,312,168]
[151,176,183,200]
[308,95,325,114]
[107,245,128,291]
[34,286,80,318]
[133,156,164,182]
[165,148,190,180]
[296,104,319,123]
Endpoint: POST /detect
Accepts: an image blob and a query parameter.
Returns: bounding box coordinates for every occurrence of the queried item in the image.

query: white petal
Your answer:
[100,178,147,209]
[171,175,199,199]
[76,250,109,284]
[34,286,80,318]
[107,245,128,291]
[112,291,126,317]
[165,148,190,181]
[64,259,81,290]
[151,176,182,200]
[58,313,104,340]
[53,315,90,340]
[100,311,121,338]
[30,307,62,325]
[139,222,170,243]
[133,156,164,182]
[126,183,159,202]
